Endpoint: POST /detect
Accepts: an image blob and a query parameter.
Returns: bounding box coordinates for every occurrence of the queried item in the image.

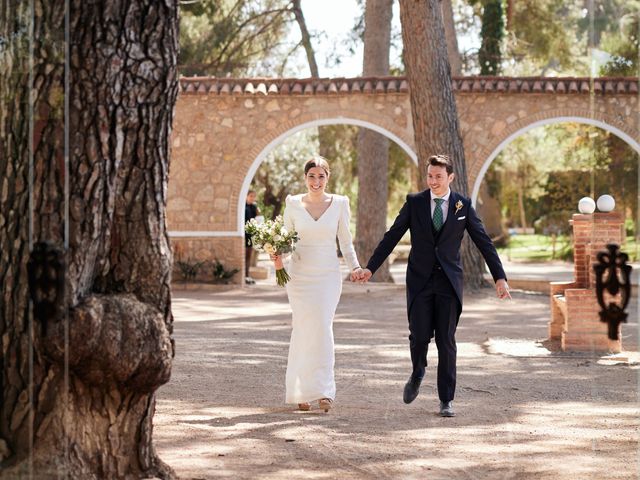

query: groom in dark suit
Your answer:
[360,154,510,417]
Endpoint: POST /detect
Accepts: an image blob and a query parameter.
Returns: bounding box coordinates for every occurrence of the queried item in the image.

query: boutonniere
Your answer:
[455,200,464,215]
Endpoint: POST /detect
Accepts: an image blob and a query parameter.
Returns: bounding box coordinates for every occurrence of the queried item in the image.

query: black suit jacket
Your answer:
[366,189,506,318]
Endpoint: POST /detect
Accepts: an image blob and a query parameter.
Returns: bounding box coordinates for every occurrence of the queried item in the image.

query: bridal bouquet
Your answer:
[245,216,299,286]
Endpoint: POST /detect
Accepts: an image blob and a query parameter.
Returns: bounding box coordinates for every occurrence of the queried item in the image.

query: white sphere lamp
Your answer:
[578,197,596,214]
[596,194,615,212]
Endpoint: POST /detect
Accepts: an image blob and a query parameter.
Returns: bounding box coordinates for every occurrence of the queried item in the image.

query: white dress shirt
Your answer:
[430,189,451,224]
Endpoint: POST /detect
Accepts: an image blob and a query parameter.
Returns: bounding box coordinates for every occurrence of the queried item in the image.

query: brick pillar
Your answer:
[570,214,593,288]
[559,212,625,352]
[587,212,624,288]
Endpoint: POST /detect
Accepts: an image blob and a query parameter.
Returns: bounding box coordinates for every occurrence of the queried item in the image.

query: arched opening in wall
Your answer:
[241,121,418,284]
[474,119,638,349]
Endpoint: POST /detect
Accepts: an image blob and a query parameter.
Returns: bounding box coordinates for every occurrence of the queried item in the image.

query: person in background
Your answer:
[245,190,260,285]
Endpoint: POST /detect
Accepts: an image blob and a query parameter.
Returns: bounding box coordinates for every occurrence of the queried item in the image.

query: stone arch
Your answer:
[470,112,640,205]
[237,117,418,234]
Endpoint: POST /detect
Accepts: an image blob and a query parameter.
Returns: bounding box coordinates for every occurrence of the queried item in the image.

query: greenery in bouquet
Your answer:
[245,216,299,286]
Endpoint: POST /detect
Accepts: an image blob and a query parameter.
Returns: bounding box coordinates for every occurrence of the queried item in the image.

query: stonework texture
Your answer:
[168,76,639,284]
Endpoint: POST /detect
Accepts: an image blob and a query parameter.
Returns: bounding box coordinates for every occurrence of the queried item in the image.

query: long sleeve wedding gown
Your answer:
[283,194,360,404]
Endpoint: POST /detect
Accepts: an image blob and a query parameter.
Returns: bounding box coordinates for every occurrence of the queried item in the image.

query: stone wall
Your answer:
[168,77,639,283]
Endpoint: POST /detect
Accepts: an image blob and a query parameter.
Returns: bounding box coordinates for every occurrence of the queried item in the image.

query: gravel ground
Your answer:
[155,282,639,480]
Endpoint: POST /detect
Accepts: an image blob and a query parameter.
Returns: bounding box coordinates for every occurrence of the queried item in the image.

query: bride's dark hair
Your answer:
[304,156,330,176]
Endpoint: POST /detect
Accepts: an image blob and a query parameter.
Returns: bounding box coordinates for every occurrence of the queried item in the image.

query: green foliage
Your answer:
[624,219,636,237]
[497,234,573,262]
[179,0,292,76]
[176,259,206,281]
[503,0,587,75]
[211,259,240,284]
[598,7,639,76]
[251,129,315,220]
[485,123,638,234]
[478,0,504,74]
[318,125,360,199]
[533,211,573,236]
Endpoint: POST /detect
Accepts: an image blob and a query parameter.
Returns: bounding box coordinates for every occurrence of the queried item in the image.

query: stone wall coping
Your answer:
[178,75,639,96]
[570,212,625,222]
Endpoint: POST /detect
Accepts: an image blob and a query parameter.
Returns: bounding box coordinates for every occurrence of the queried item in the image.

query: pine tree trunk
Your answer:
[517,186,527,229]
[441,0,462,76]
[398,0,486,289]
[356,0,394,282]
[1,1,178,477]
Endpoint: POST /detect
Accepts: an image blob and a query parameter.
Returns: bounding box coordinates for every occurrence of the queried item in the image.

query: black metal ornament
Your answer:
[593,243,633,341]
[27,241,66,330]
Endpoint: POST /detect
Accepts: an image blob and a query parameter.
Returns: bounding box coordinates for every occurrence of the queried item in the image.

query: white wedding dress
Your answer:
[283,194,360,404]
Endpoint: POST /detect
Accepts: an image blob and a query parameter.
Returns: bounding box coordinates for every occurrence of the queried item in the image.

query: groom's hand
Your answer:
[350,268,364,282]
[359,268,373,283]
[496,279,511,299]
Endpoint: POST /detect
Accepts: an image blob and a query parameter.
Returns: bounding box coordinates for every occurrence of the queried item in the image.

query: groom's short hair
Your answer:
[427,154,453,175]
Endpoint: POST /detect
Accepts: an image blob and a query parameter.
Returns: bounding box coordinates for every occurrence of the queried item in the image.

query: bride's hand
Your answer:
[350,267,364,282]
[270,254,284,270]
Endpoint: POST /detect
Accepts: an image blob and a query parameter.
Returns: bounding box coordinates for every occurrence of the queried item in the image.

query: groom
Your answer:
[360,154,510,417]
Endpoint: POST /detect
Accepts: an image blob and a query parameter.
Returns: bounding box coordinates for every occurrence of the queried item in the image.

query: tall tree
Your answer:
[1,1,178,477]
[477,0,504,75]
[441,0,462,76]
[399,0,486,288]
[355,0,394,282]
[291,0,319,77]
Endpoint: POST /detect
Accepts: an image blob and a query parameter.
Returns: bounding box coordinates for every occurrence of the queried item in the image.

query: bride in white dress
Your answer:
[271,156,363,412]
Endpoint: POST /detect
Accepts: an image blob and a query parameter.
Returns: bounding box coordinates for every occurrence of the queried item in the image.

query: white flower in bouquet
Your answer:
[244,215,299,286]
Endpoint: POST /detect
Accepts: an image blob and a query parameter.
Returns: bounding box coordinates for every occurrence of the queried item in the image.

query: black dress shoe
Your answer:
[439,401,455,417]
[403,376,422,404]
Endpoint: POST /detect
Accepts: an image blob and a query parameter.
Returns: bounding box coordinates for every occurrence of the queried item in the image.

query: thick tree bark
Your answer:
[398,0,486,288]
[356,0,394,282]
[441,0,462,76]
[1,1,178,478]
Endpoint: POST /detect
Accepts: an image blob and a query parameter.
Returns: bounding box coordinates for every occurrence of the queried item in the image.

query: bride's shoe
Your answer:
[318,398,333,412]
[298,402,311,411]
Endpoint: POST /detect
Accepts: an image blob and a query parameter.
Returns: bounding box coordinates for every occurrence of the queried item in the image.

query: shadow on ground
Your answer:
[155,283,639,480]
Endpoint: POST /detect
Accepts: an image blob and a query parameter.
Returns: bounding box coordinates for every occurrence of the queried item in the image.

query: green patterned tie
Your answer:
[433,198,445,232]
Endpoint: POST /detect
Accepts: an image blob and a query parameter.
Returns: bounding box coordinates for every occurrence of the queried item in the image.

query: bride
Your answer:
[271,156,363,412]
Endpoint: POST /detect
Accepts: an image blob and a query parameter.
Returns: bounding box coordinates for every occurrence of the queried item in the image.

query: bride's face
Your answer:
[305,166,329,194]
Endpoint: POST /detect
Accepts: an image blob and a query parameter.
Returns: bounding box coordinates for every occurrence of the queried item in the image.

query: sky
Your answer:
[291,0,399,78]
[292,0,479,79]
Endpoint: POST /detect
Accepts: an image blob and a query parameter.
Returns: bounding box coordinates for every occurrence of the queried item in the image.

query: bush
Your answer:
[176,259,206,281]
[624,218,636,237]
[211,259,239,284]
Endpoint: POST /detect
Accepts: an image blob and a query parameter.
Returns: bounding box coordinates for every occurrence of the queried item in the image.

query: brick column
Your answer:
[557,212,625,352]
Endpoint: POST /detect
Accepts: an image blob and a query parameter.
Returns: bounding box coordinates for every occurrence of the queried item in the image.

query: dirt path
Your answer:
[155,283,639,480]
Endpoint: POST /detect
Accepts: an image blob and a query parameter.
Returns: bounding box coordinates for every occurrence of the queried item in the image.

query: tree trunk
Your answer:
[1,1,178,477]
[517,185,527,229]
[441,0,462,76]
[291,0,319,77]
[398,0,486,289]
[356,0,394,282]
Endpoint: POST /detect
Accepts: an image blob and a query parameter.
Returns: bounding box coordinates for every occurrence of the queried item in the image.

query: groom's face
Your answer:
[427,164,454,197]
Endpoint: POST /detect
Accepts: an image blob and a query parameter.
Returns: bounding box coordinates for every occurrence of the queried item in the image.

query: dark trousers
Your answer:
[408,266,459,402]
[245,246,253,277]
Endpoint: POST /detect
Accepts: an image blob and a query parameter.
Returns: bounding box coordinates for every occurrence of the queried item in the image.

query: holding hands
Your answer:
[351,268,372,283]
